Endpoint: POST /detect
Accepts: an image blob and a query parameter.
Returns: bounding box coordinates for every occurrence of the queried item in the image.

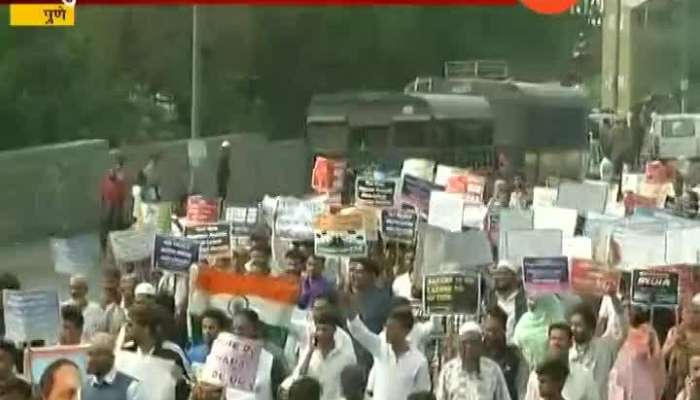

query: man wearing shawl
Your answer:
[664,295,700,399]
[513,295,566,369]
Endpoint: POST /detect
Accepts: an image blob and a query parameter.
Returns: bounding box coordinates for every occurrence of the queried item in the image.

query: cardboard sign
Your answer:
[355,178,398,208]
[274,196,327,241]
[140,202,172,233]
[187,196,221,224]
[423,272,479,315]
[184,222,232,260]
[314,214,367,258]
[225,206,259,238]
[631,269,680,306]
[381,209,417,244]
[312,156,346,193]
[534,206,578,238]
[522,257,570,295]
[401,174,443,217]
[503,229,563,266]
[533,187,558,207]
[49,234,100,275]
[109,229,156,263]
[153,234,200,273]
[2,290,60,344]
[555,182,608,214]
[570,259,621,297]
[428,191,464,232]
[462,204,488,229]
[445,174,486,204]
[26,345,88,384]
[563,237,593,260]
[204,333,262,392]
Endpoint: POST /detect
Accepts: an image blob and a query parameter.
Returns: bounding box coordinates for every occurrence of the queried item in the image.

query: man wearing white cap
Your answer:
[486,260,527,344]
[435,321,511,400]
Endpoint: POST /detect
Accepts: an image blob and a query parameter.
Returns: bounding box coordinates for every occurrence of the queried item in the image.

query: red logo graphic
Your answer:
[521,0,578,14]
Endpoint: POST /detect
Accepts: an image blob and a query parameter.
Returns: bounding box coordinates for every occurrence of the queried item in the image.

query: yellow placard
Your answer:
[10,4,75,27]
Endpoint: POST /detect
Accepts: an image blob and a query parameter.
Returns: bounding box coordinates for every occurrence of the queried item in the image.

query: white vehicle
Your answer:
[649,114,700,159]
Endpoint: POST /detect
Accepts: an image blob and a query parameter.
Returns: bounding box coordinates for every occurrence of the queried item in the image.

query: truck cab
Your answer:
[649,114,700,160]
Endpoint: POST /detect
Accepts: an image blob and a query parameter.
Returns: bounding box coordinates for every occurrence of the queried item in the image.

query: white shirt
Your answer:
[392,273,414,300]
[290,345,357,400]
[88,367,143,400]
[284,309,356,368]
[63,300,103,342]
[436,357,512,400]
[347,316,431,400]
[496,291,518,343]
[524,362,600,400]
[570,337,620,400]
[598,295,625,340]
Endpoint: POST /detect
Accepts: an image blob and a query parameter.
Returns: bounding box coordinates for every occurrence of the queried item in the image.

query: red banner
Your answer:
[571,259,621,297]
[187,195,221,224]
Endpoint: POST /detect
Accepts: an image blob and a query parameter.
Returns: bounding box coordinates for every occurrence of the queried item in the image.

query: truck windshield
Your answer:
[661,119,695,138]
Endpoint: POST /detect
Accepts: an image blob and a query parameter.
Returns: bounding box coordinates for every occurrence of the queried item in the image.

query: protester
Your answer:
[188,308,230,364]
[665,294,700,398]
[299,254,333,310]
[60,305,84,345]
[608,306,665,400]
[483,305,529,400]
[346,295,431,400]
[392,249,416,300]
[288,376,321,400]
[0,377,32,400]
[139,153,161,202]
[122,303,190,400]
[83,333,142,400]
[287,310,357,400]
[247,244,273,275]
[487,260,527,343]
[513,295,566,368]
[100,155,129,248]
[339,365,366,400]
[509,175,529,209]
[435,321,511,400]
[63,274,103,342]
[0,341,30,397]
[39,358,81,400]
[217,140,231,201]
[524,323,599,400]
[283,249,306,278]
[349,258,392,334]
[134,282,157,305]
[0,273,20,337]
[120,273,138,313]
[535,358,570,400]
[569,297,625,400]
[676,354,700,400]
[100,268,126,335]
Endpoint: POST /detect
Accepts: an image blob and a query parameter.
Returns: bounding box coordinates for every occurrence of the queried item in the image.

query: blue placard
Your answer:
[153,234,200,273]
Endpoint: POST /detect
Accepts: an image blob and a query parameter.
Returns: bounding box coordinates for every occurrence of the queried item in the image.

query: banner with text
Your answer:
[381,209,418,244]
[355,178,398,208]
[2,290,60,345]
[153,234,200,273]
[570,259,620,297]
[423,272,479,315]
[522,257,570,295]
[313,213,367,257]
[225,206,259,238]
[401,174,443,217]
[203,332,262,392]
[631,269,680,306]
[187,196,221,224]
[184,222,232,261]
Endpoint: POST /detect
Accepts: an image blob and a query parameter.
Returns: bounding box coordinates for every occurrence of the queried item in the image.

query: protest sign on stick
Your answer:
[422,272,480,315]
[203,332,263,392]
[355,178,398,208]
[522,257,570,296]
[2,290,60,345]
[570,259,620,297]
[153,234,200,273]
[49,233,100,275]
[140,202,173,233]
[555,181,608,214]
[184,222,232,261]
[313,213,367,257]
[274,196,327,241]
[428,191,464,232]
[226,206,259,238]
[401,174,443,217]
[187,196,221,224]
[503,229,562,267]
[381,209,417,244]
[109,229,155,263]
[631,269,680,306]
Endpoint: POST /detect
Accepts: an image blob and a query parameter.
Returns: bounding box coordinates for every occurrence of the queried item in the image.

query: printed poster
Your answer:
[140,202,173,233]
[184,222,232,260]
[153,234,200,273]
[205,333,262,392]
[555,181,608,214]
[313,213,367,257]
[401,174,443,217]
[109,228,156,263]
[26,345,88,384]
[428,191,464,233]
[533,187,558,207]
[381,209,417,244]
[187,196,221,224]
[2,290,60,345]
[49,233,100,275]
[445,174,486,204]
[274,196,327,241]
[355,178,398,208]
[225,206,259,238]
[631,269,680,306]
[522,257,570,295]
[533,206,578,237]
[311,156,346,194]
[570,259,621,297]
[422,272,479,315]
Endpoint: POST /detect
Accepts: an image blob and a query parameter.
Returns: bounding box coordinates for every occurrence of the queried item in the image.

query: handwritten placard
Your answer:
[205,333,263,392]
[2,290,60,345]
[522,257,570,295]
[631,269,679,306]
[184,222,232,260]
[355,178,398,208]
[109,229,156,263]
[570,259,620,297]
[153,234,200,273]
[423,272,479,315]
[381,209,417,244]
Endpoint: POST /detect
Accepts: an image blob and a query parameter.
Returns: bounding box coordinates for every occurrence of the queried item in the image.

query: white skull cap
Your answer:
[459,321,482,337]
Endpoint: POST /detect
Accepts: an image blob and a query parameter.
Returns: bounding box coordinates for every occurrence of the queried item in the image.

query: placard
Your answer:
[26,345,88,384]
[534,206,578,237]
[139,202,172,233]
[314,213,367,257]
[2,290,60,344]
[445,174,486,204]
[153,234,200,273]
[204,333,262,391]
[381,209,417,244]
[631,269,679,306]
[311,156,346,194]
[274,196,327,241]
[503,229,563,266]
[555,182,608,214]
[522,257,570,295]
[462,204,488,229]
[570,259,621,297]
[533,186,558,207]
[109,228,156,263]
[563,237,593,260]
[115,351,178,400]
[355,178,398,208]
[49,233,100,275]
[187,196,221,224]
[428,191,464,232]
[423,272,479,315]
[225,206,259,238]
[401,174,443,217]
[184,222,232,260]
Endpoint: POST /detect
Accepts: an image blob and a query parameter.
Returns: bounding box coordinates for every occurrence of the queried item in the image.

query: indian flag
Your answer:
[189,266,300,328]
